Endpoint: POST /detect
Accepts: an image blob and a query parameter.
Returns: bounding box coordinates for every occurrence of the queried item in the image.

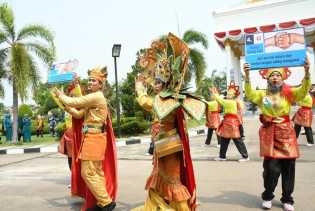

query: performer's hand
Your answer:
[209,87,218,95]
[135,74,145,90]
[52,87,62,98]
[304,56,310,75]
[243,63,250,79]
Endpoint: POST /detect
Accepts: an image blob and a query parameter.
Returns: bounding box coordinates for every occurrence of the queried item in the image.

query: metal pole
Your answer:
[114,56,121,137]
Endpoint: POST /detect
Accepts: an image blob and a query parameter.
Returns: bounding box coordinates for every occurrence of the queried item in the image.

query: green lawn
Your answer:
[0,134,59,147]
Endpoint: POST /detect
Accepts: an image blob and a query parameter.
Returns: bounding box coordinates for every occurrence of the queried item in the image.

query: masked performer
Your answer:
[243,59,310,211]
[210,81,249,162]
[133,33,206,211]
[53,67,117,211]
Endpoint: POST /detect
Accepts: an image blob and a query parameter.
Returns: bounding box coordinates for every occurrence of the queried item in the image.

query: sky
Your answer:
[0,0,241,106]
[1,0,314,106]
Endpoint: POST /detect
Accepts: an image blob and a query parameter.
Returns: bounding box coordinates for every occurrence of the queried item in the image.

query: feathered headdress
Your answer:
[138,32,190,93]
[259,67,291,80]
[227,80,240,97]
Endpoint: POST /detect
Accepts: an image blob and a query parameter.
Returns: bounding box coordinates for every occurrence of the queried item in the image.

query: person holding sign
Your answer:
[243,58,310,211]
[292,93,314,146]
[53,66,117,211]
[209,81,249,162]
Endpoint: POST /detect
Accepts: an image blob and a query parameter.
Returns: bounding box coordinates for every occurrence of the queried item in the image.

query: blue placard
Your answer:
[47,59,78,84]
[245,28,306,70]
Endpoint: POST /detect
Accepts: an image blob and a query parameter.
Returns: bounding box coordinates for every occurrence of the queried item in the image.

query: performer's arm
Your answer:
[243,63,263,105]
[65,107,85,119]
[58,92,102,108]
[292,58,311,101]
[135,76,153,112]
[212,93,228,107]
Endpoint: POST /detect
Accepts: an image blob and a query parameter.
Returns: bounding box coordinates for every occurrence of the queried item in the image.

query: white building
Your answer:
[212,0,315,96]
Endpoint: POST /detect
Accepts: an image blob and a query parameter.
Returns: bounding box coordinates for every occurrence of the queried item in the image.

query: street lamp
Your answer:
[112,44,121,137]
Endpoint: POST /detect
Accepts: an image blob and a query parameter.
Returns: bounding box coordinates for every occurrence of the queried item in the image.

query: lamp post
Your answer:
[112,44,122,137]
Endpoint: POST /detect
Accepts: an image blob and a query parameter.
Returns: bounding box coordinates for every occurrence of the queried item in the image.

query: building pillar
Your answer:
[225,40,233,84]
[225,40,243,98]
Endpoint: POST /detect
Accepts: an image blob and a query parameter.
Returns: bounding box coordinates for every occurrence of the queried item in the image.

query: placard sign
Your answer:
[48,59,78,84]
[245,28,306,70]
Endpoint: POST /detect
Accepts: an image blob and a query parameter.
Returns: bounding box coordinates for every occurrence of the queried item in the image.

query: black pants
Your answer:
[205,128,221,145]
[294,124,314,144]
[68,157,72,171]
[239,124,245,138]
[36,129,44,137]
[219,137,248,159]
[262,159,295,204]
[147,141,154,155]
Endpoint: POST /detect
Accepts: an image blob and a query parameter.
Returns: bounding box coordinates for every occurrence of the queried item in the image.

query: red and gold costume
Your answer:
[293,94,313,128]
[133,33,206,211]
[292,93,314,145]
[213,81,248,159]
[215,81,241,139]
[58,113,73,158]
[245,65,311,207]
[245,67,311,158]
[205,100,220,129]
[54,67,117,211]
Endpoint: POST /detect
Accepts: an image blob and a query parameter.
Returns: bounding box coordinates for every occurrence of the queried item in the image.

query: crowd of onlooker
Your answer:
[0,112,64,144]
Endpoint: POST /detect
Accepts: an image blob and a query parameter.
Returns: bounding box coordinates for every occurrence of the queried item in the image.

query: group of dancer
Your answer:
[52,33,312,211]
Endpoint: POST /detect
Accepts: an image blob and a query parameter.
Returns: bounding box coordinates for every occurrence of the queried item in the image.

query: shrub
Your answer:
[113,117,149,136]
[18,104,33,117]
[55,122,66,138]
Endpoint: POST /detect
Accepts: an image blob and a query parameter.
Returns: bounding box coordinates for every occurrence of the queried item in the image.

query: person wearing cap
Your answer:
[53,66,117,211]
[292,93,314,146]
[204,89,221,148]
[209,81,249,162]
[243,58,311,211]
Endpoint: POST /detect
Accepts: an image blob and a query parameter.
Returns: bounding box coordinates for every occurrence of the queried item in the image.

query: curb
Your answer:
[0,128,207,155]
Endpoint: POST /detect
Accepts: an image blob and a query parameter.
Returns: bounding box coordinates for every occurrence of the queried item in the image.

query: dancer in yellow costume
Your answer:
[210,81,249,161]
[132,33,206,211]
[53,67,117,211]
[204,90,221,147]
[243,58,310,211]
[292,93,314,146]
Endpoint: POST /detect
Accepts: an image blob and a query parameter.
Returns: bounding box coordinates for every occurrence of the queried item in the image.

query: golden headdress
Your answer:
[88,66,108,83]
[227,80,240,97]
[138,32,190,92]
[259,67,291,80]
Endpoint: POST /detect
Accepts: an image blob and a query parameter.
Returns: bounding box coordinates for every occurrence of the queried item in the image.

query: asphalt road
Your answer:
[0,134,314,211]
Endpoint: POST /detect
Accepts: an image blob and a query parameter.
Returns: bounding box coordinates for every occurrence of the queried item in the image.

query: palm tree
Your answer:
[182,30,208,88]
[0,3,55,143]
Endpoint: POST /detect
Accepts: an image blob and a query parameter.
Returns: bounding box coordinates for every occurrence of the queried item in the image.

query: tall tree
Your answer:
[33,82,58,115]
[0,3,55,142]
[182,30,208,88]
[196,69,227,99]
[120,50,146,118]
